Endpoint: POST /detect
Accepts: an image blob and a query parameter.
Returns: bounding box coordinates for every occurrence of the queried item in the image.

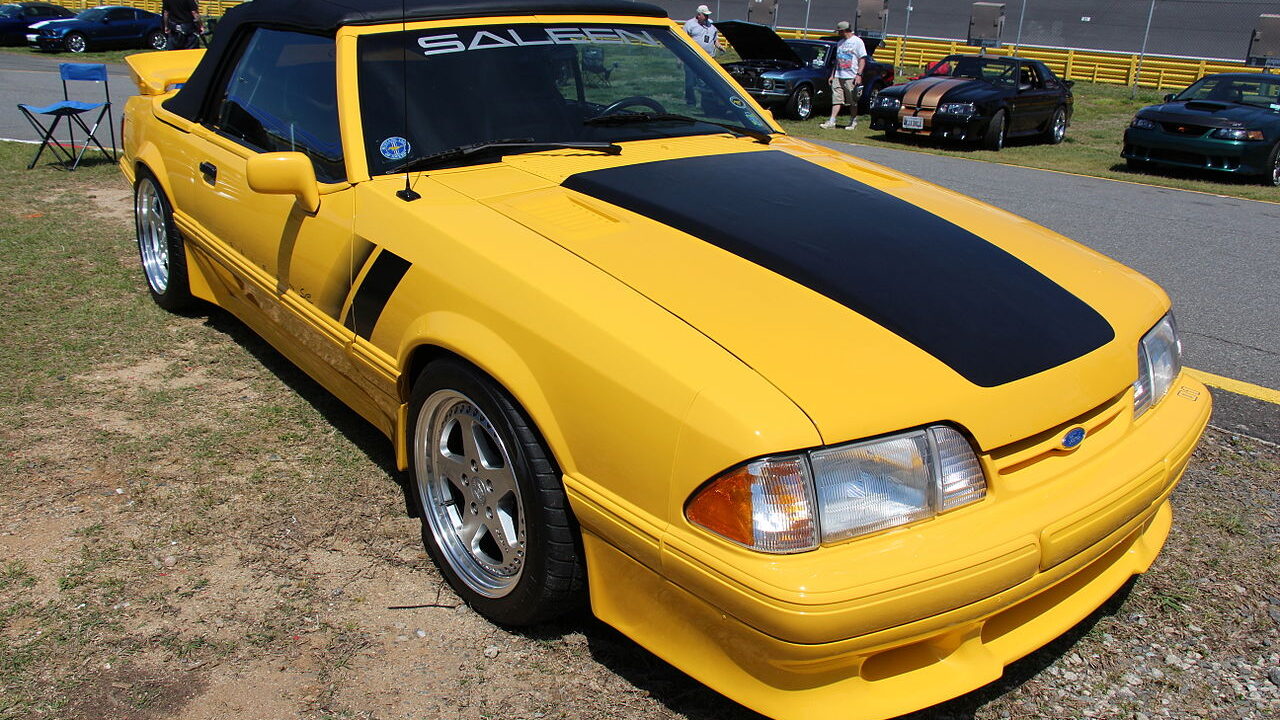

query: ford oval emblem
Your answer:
[1061,427,1086,450]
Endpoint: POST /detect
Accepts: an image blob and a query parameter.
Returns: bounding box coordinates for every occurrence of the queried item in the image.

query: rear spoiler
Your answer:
[126,50,204,95]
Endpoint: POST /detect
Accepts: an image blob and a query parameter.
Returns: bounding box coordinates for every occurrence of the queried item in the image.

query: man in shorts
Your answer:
[819,21,866,130]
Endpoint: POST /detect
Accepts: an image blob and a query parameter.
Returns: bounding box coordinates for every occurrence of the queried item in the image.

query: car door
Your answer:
[175,27,388,423]
[1007,62,1056,133]
[98,7,127,45]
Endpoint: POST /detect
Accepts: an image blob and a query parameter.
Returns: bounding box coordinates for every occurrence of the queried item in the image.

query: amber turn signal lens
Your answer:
[685,455,818,553]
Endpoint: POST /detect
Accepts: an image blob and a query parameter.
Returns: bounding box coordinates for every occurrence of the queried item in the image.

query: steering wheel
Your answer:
[599,96,668,116]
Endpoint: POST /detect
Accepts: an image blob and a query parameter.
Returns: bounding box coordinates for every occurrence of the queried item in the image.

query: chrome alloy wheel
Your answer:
[796,89,812,119]
[1052,111,1066,143]
[135,179,169,295]
[1271,149,1280,187]
[416,390,526,597]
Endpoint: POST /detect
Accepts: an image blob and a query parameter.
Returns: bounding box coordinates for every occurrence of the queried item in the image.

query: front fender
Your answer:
[394,310,569,473]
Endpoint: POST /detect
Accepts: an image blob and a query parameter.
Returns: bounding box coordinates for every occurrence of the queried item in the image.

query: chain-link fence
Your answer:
[656,0,1280,62]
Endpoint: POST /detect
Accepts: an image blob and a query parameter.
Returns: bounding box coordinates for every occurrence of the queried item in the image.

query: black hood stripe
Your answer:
[561,151,1113,387]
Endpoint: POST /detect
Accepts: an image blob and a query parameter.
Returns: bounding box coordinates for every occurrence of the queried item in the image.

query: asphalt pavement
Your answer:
[0,52,129,149]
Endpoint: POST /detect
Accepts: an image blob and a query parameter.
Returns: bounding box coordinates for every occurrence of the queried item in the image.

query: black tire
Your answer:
[1264,142,1280,187]
[981,109,1006,151]
[784,85,814,121]
[134,172,193,312]
[1043,106,1067,145]
[64,32,86,53]
[146,30,166,51]
[408,360,585,626]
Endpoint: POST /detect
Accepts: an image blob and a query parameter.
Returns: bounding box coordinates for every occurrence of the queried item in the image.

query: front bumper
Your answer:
[869,108,987,141]
[1123,127,1274,176]
[26,34,65,51]
[578,374,1211,720]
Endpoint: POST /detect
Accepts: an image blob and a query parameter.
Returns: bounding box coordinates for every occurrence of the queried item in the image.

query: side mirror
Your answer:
[246,152,320,213]
[1163,93,1175,102]
[1064,79,1074,89]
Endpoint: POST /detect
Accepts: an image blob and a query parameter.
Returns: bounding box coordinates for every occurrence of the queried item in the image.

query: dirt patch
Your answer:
[87,186,134,227]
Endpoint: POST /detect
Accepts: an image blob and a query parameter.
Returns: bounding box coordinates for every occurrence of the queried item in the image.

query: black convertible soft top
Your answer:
[164,0,667,121]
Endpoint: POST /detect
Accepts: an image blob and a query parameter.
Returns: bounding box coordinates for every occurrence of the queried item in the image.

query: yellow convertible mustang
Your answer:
[120,0,1210,717]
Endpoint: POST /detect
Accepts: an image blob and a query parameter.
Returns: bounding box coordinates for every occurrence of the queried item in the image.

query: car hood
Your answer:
[716,20,803,64]
[1139,100,1278,127]
[415,137,1166,450]
[885,77,1002,106]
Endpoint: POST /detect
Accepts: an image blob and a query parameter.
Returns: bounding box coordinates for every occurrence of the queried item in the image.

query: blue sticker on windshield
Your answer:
[380,136,410,160]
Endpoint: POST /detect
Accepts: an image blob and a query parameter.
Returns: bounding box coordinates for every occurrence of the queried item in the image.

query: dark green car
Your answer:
[1123,73,1280,186]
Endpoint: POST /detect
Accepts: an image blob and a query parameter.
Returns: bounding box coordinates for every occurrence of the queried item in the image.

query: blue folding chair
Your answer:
[17,63,117,171]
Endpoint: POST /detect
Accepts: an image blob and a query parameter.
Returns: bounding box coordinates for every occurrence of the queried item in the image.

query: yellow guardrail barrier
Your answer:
[778,29,1264,91]
[59,0,241,16]
[49,4,1264,91]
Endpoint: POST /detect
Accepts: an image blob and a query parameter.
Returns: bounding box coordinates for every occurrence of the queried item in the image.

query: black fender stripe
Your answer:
[562,151,1114,387]
[344,249,411,340]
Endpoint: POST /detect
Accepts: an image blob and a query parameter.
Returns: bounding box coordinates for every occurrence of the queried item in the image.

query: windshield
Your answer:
[357,23,772,175]
[77,8,107,21]
[0,5,18,19]
[785,40,830,68]
[926,55,1018,86]
[1174,76,1280,109]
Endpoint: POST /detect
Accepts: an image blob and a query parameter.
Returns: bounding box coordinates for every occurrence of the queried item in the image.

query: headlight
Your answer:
[1209,127,1265,141]
[937,102,976,115]
[1133,313,1182,419]
[761,79,774,90]
[686,425,987,553]
[1130,117,1157,130]
[874,95,900,110]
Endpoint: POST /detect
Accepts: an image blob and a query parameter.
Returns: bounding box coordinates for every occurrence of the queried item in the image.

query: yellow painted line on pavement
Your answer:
[1186,368,1280,405]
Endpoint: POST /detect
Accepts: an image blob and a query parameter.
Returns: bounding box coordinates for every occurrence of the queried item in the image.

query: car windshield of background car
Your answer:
[1176,77,1280,109]
[0,6,18,18]
[357,23,772,176]
[785,40,829,68]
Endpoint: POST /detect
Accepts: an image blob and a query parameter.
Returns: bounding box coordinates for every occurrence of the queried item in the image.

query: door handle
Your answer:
[199,161,217,185]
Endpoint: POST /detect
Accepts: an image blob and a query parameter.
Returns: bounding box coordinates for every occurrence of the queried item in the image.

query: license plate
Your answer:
[902,115,924,130]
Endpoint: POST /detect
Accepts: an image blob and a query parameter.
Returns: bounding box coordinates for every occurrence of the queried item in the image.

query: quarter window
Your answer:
[211,28,344,182]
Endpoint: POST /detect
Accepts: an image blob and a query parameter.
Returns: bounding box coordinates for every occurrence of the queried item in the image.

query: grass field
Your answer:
[1,139,1278,719]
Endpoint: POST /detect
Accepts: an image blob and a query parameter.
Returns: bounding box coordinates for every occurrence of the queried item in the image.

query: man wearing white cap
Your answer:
[684,5,719,104]
[820,21,867,129]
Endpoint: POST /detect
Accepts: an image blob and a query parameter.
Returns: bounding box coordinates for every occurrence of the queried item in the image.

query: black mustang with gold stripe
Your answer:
[868,54,1073,150]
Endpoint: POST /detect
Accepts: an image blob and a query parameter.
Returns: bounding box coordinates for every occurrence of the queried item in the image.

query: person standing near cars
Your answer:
[683,4,718,105]
[820,21,867,130]
[162,0,203,50]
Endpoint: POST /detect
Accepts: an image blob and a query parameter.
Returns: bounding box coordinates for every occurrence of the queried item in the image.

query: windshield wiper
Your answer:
[584,112,772,144]
[388,139,621,174]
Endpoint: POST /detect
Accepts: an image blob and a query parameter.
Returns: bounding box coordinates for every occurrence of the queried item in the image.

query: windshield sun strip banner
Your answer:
[561,151,1115,388]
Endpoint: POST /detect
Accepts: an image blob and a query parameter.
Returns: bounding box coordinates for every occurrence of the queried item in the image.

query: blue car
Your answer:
[718,20,895,121]
[26,4,164,53]
[0,2,72,45]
